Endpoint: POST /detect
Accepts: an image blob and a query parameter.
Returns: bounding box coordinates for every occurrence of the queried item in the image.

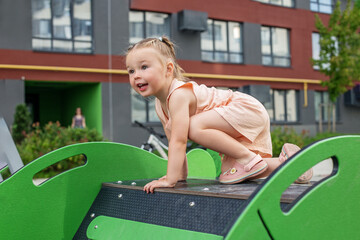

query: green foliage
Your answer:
[16,121,104,177]
[303,131,344,146]
[271,126,357,156]
[312,0,360,102]
[0,167,10,180]
[12,104,32,144]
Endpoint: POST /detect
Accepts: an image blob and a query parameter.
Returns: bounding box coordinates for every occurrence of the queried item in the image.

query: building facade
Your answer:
[0,0,359,147]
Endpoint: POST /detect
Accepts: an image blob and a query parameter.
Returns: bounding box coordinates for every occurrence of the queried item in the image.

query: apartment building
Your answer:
[0,0,359,146]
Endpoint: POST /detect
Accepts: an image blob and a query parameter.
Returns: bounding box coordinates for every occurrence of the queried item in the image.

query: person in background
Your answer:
[71,107,86,129]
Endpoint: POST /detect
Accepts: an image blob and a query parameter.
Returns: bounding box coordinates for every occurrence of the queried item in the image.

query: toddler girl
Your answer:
[126,37,312,193]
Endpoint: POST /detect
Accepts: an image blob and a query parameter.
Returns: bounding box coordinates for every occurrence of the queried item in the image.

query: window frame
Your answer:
[267,89,300,123]
[129,10,171,45]
[201,19,243,64]
[261,26,291,67]
[310,0,335,14]
[312,32,338,70]
[253,0,294,8]
[314,91,340,123]
[31,0,94,54]
[312,32,320,70]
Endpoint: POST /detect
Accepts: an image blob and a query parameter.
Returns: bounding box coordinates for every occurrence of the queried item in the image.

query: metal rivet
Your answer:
[94,225,98,229]
[90,213,95,218]
[117,181,123,184]
[189,201,195,207]
[118,194,123,199]
[203,187,209,191]
[131,182,136,186]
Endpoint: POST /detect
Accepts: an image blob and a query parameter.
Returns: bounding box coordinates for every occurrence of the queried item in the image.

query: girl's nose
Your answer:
[133,71,140,79]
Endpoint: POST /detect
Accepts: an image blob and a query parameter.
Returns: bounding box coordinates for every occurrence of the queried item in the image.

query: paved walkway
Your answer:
[310,158,333,181]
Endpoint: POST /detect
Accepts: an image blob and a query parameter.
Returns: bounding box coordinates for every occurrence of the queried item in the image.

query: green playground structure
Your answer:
[0,135,359,239]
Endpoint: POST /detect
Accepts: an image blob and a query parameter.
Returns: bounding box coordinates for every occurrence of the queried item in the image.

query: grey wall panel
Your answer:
[336,95,360,133]
[295,0,310,10]
[243,22,262,66]
[0,81,5,117]
[0,0,32,50]
[0,80,25,127]
[300,90,316,125]
[93,0,129,55]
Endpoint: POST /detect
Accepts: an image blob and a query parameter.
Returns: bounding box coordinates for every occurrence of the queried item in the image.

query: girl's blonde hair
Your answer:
[126,36,189,82]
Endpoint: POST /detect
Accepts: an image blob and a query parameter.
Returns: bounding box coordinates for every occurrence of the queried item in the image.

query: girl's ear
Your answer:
[166,60,174,77]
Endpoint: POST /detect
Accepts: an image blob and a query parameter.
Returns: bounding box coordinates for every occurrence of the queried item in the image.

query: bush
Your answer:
[16,121,104,178]
[12,104,32,144]
[271,126,308,156]
[271,127,357,157]
[303,132,344,147]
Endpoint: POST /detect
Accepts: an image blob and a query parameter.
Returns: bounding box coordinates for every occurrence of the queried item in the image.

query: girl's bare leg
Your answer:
[252,157,281,178]
[188,110,256,166]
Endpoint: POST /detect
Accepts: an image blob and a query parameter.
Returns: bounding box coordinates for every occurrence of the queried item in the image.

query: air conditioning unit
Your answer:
[178,10,208,32]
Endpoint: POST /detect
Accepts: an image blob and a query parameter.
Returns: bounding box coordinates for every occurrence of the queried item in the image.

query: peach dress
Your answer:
[155,79,272,157]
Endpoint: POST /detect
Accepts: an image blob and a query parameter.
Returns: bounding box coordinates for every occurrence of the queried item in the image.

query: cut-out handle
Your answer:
[256,136,360,239]
[33,153,87,186]
[14,143,93,187]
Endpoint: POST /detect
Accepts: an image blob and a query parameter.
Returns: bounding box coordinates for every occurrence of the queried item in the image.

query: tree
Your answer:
[312,0,360,131]
[313,0,360,102]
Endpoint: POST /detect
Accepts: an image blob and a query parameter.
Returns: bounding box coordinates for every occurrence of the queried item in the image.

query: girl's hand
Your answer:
[143,178,176,193]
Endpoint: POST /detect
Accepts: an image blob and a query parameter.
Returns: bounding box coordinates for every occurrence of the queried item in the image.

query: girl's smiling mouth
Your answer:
[137,83,148,91]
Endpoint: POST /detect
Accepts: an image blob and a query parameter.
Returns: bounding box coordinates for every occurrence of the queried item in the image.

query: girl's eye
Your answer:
[141,65,148,70]
[128,69,134,74]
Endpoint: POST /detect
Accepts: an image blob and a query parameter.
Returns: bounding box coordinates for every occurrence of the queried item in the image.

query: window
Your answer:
[312,32,321,69]
[253,0,294,7]
[131,89,158,123]
[261,26,290,67]
[315,91,337,122]
[312,32,337,70]
[129,11,170,123]
[129,11,170,44]
[31,0,93,53]
[310,0,334,14]
[265,89,298,122]
[201,20,243,63]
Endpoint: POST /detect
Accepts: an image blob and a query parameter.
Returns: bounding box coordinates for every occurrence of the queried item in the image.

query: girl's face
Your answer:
[126,47,170,99]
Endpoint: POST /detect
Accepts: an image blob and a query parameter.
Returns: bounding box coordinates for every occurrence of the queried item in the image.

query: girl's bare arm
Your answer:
[165,89,192,185]
[158,117,188,181]
[143,88,195,193]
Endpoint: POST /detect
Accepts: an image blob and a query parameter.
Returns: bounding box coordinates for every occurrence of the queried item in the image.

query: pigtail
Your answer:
[159,36,189,82]
[127,36,189,82]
